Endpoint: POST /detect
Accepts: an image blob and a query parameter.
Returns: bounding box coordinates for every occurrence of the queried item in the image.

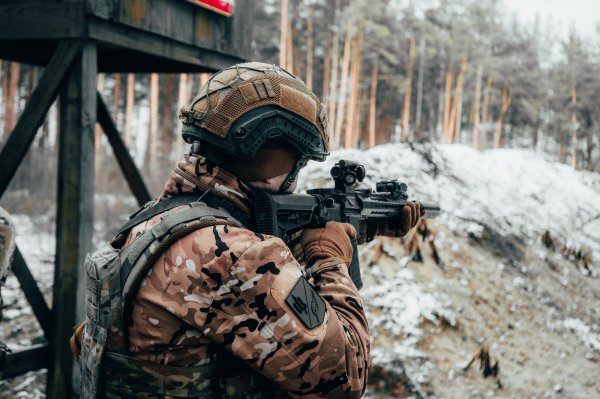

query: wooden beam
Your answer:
[97,92,152,205]
[0,1,84,40]
[0,40,83,198]
[48,41,97,399]
[12,247,53,340]
[89,17,244,72]
[2,344,50,379]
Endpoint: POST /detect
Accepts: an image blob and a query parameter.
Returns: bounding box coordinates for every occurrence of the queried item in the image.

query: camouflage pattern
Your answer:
[80,202,236,398]
[80,153,370,398]
[123,155,371,398]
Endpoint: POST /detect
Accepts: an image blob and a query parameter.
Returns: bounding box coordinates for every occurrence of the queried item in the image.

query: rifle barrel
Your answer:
[421,202,440,219]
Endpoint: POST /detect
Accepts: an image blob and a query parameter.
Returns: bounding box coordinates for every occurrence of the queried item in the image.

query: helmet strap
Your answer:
[278,159,306,193]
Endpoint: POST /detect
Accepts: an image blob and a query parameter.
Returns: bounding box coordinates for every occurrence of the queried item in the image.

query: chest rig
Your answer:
[79,193,290,399]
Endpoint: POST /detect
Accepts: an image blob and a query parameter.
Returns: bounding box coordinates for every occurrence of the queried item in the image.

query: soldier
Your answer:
[72,63,421,398]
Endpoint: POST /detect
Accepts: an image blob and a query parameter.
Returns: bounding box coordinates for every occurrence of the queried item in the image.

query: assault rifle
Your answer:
[252,159,440,289]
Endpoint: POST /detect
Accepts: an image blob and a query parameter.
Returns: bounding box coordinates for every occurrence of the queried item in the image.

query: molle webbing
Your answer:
[103,352,217,398]
[120,203,238,303]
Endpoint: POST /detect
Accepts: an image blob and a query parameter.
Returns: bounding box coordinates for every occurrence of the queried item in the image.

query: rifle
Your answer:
[252,159,440,289]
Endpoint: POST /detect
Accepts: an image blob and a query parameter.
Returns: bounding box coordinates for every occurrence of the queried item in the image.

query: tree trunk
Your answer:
[435,56,446,142]
[161,74,175,161]
[322,31,332,102]
[351,20,365,148]
[442,64,453,143]
[532,112,540,150]
[368,57,379,148]
[586,130,593,171]
[4,61,20,134]
[306,7,314,91]
[472,65,483,149]
[95,73,105,164]
[113,73,121,125]
[481,75,493,149]
[494,85,512,148]
[125,73,135,147]
[148,73,159,167]
[287,11,294,72]
[401,37,416,142]
[559,128,567,162]
[333,17,353,148]
[328,29,340,132]
[414,37,426,142]
[570,85,577,168]
[449,55,467,144]
[280,0,289,68]
[345,20,364,148]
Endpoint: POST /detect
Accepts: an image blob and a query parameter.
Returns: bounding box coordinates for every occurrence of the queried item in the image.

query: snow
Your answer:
[298,143,600,271]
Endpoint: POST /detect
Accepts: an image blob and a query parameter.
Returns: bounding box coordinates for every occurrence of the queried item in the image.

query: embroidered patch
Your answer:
[285,276,326,329]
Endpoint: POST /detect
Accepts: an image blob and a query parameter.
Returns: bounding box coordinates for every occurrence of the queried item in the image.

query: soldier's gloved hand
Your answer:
[399,201,422,235]
[368,201,422,238]
[301,221,356,266]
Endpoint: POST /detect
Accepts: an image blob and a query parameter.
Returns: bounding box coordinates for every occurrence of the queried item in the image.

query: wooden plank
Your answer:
[89,16,244,72]
[2,344,50,379]
[97,92,152,205]
[0,40,83,198]
[118,0,194,44]
[48,41,97,399]
[0,1,84,40]
[12,247,53,340]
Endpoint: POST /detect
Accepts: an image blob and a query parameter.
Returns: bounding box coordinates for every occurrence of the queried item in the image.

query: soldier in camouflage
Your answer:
[73,62,421,398]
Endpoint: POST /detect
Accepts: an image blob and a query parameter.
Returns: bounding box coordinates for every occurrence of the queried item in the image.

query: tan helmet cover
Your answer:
[180,62,330,152]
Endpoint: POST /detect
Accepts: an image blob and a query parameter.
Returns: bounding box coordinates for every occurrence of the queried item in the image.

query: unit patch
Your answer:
[285,276,326,328]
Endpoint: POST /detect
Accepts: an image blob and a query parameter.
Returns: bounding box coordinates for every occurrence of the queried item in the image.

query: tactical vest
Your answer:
[79,195,290,399]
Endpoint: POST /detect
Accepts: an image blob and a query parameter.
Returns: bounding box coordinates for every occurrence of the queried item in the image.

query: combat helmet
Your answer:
[180,62,330,191]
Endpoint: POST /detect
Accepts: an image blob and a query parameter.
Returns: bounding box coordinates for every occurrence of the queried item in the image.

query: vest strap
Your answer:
[103,351,216,398]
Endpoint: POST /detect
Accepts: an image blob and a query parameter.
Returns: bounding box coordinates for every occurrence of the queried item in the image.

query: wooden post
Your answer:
[49,41,97,399]
[0,41,83,197]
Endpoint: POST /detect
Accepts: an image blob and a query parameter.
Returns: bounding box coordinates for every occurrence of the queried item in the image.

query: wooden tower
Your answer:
[0,0,252,397]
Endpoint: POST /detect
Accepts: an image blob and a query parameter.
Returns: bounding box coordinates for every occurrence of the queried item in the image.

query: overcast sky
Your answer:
[504,0,600,40]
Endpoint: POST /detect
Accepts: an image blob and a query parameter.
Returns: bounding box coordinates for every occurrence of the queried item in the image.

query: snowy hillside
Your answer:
[3,143,600,398]
[298,143,600,398]
[298,143,600,268]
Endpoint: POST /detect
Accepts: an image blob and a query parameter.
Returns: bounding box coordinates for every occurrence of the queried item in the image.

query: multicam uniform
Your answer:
[116,154,370,398]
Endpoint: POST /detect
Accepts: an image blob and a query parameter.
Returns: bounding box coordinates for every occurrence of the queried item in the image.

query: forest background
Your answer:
[1,0,600,218]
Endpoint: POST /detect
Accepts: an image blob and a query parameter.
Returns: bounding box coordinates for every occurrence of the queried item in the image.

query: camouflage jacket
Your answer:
[123,154,370,398]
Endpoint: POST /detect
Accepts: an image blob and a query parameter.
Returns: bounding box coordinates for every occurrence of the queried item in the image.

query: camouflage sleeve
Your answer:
[203,235,370,398]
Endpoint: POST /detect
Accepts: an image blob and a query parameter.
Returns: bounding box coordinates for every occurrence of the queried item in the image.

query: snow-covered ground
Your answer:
[3,143,600,398]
